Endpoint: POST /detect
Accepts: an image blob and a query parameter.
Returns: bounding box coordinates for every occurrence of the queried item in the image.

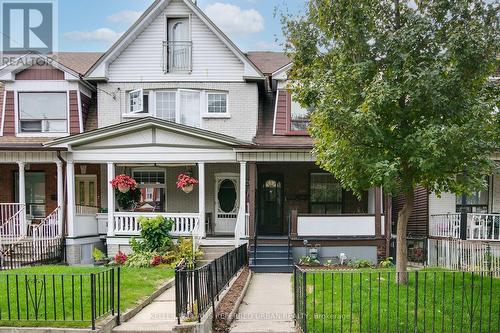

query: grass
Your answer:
[296,268,500,333]
[0,265,174,328]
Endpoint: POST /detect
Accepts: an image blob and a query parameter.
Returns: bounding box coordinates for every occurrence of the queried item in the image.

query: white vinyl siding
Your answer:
[429,192,457,216]
[107,0,244,82]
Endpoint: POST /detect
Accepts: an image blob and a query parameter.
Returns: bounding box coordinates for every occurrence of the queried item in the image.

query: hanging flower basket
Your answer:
[110,174,140,210]
[176,173,199,194]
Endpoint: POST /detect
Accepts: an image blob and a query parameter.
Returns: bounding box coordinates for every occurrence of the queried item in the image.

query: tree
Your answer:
[282,0,499,283]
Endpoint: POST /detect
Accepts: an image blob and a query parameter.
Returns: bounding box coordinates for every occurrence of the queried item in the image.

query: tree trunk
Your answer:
[395,189,414,284]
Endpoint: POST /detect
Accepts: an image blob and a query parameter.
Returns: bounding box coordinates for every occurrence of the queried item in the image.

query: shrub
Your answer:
[114,251,127,265]
[130,216,174,253]
[348,259,374,268]
[379,257,394,268]
[151,255,163,266]
[126,252,157,268]
[299,256,321,266]
[92,248,105,261]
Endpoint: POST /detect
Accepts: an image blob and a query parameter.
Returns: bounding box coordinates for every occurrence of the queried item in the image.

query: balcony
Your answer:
[163,41,192,72]
[429,213,500,241]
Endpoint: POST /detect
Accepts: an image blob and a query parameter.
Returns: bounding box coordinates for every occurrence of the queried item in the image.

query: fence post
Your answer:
[208,264,216,323]
[414,271,418,333]
[214,259,219,301]
[90,273,96,330]
[110,268,115,316]
[117,267,121,325]
[175,268,181,325]
[293,266,297,326]
[194,269,201,323]
[302,270,307,333]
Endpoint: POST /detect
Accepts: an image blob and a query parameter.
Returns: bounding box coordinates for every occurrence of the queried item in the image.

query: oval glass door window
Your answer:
[218,179,237,213]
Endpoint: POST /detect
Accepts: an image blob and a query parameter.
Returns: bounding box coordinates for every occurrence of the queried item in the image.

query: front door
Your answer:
[214,174,239,235]
[258,174,284,235]
[75,175,98,208]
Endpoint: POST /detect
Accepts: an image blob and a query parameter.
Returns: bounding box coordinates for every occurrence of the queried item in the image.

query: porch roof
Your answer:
[45,117,252,148]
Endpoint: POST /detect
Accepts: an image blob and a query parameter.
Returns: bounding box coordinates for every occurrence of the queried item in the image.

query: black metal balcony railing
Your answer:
[163,41,192,73]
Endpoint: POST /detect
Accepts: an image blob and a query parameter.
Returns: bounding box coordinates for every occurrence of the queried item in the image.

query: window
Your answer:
[132,170,166,212]
[166,18,191,72]
[156,91,176,122]
[129,89,148,114]
[310,173,342,214]
[456,179,489,213]
[18,93,67,133]
[14,172,45,217]
[207,93,228,114]
[179,90,200,127]
[290,99,312,132]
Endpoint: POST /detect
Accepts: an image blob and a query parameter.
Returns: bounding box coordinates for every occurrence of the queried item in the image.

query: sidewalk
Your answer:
[112,287,177,333]
[230,273,295,333]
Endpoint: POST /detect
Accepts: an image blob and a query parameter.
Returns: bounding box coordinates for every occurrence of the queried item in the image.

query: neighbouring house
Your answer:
[391,157,500,271]
[1,0,392,272]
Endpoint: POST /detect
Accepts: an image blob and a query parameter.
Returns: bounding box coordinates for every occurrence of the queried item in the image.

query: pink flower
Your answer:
[176,174,199,189]
[114,251,127,265]
[110,175,137,193]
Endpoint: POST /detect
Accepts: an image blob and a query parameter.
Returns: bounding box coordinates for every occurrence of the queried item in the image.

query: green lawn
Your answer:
[296,269,500,333]
[0,265,174,328]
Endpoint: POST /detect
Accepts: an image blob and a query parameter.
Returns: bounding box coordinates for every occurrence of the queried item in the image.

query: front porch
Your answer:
[429,213,500,241]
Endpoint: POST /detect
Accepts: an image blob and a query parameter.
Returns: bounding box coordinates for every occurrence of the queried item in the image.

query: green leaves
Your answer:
[283,0,499,197]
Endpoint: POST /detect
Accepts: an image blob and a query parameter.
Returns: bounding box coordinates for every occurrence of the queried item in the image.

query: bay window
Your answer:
[156,91,176,122]
[18,92,67,133]
[179,90,200,127]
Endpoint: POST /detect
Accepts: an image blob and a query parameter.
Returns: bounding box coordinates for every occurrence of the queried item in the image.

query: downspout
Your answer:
[57,150,68,263]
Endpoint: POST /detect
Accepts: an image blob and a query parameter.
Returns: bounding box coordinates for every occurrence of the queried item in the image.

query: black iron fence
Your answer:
[0,238,64,270]
[294,266,500,333]
[0,267,120,330]
[175,244,247,323]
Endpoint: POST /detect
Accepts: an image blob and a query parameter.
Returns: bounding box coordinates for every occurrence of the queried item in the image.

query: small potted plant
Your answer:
[110,174,141,211]
[176,173,199,194]
[92,248,109,266]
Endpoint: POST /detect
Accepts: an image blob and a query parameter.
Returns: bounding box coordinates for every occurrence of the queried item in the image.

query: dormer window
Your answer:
[290,99,312,132]
[18,92,68,133]
[164,17,192,73]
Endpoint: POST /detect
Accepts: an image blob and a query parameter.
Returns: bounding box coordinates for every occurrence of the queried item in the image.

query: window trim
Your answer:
[309,172,344,214]
[204,91,229,117]
[16,91,69,136]
[129,89,144,114]
[132,168,168,212]
[285,90,310,136]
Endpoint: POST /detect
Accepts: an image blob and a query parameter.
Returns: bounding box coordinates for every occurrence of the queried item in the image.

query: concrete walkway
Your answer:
[230,273,295,333]
[113,287,177,333]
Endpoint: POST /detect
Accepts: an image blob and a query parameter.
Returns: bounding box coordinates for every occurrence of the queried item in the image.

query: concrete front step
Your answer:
[249,264,293,273]
[250,257,292,266]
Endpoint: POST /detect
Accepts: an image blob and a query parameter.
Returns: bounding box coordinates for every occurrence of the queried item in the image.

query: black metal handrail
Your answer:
[0,267,120,330]
[175,244,247,324]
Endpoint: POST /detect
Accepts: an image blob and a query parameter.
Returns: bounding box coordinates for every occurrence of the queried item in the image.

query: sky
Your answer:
[59,0,306,53]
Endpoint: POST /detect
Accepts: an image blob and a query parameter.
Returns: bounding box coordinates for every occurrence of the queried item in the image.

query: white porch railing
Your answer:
[32,207,61,259]
[113,212,199,236]
[233,211,250,246]
[0,203,25,224]
[0,204,26,246]
[429,213,500,241]
[76,205,99,215]
[429,213,461,238]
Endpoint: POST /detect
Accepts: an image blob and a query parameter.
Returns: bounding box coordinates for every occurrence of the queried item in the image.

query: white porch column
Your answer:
[17,162,26,236]
[198,162,206,237]
[56,161,64,236]
[66,160,75,237]
[238,162,247,238]
[107,163,115,237]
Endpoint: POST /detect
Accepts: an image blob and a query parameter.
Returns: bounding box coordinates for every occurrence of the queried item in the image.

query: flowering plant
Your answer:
[176,174,199,189]
[114,251,127,265]
[110,174,137,193]
[151,255,163,266]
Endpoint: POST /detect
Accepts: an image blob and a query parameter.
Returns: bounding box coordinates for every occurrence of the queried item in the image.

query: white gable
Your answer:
[87,0,262,82]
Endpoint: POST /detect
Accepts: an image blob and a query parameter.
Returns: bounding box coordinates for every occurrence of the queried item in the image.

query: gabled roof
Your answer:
[272,62,293,81]
[45,117,253,148]
[55,52,103,75]
[85,0,264,81]
[247,52,291,76]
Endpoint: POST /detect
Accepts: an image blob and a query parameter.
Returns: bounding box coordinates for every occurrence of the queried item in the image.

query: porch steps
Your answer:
[249,244,293,273]
[196,245,234,267]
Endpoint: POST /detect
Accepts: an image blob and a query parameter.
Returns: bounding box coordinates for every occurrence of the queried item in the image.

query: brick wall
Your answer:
[0,163,58,217]
[96,82,259,141]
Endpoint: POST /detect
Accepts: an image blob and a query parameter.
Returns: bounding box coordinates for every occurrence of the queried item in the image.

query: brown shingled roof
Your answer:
[246,51,290,75]
[53,52,103,76]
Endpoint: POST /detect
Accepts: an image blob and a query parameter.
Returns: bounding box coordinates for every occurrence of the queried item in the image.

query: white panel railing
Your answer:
[428,239,500,276]
[429,213,461,238]
[297,215,377,237]
[76,205,99,215]
[467,213,500,241]
[32,207,61,260]
[113,212,199,236]
[0,205,26,246]
[0,203,25,224]
[233,210,250,246]
[429,213,500,241]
